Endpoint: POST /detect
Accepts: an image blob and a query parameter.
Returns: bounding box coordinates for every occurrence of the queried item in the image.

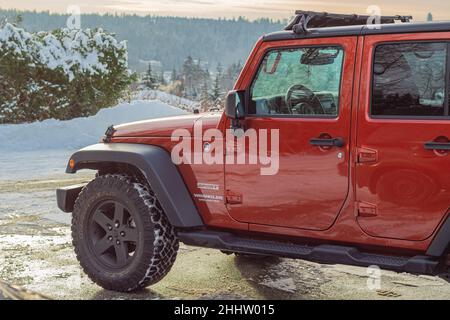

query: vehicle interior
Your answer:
[248,46,343,117]
[372,42,448,117]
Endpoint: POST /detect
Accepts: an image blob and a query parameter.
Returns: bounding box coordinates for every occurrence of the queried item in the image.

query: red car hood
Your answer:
[113,113,222,138]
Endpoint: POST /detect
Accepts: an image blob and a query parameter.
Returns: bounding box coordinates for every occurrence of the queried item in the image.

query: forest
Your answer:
[0,9,289,122]
[0,9,286,72]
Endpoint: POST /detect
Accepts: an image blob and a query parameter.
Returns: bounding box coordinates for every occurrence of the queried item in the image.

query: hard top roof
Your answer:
[264,11,450,42]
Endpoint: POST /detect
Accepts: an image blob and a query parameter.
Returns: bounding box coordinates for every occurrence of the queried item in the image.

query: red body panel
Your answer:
[112,114,248,231]
[356,32,450,241]
[225,37,357,231]
[114,114,204,137]
[110,32,450,255]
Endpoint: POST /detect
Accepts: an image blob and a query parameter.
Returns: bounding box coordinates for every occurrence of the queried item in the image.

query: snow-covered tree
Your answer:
[171,68,177,82]
[143,63,158,90]
[211,64,223,102]
[200,79,211,111]
[159,72,166,86]
[0,23,135,123]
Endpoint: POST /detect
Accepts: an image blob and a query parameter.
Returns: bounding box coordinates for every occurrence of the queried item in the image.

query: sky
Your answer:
[0,0,449,21]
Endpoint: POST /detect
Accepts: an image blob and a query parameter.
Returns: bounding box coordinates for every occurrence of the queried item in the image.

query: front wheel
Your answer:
[72,174,179,292]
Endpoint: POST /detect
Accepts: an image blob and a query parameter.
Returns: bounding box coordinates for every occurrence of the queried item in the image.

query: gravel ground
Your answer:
[0,152,449,300]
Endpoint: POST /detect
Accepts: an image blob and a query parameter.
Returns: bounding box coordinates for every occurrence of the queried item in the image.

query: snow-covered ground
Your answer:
[0,149,78,181]
[133,89,199,112]
[0,93,190,235]
[0,96,188,180]
[0,99,187,153]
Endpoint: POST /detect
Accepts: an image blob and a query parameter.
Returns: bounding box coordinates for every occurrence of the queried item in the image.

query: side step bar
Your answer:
[177,231,442,276]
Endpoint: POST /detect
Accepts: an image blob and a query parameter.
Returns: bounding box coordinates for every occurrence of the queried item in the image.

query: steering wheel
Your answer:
[285,84,325,115]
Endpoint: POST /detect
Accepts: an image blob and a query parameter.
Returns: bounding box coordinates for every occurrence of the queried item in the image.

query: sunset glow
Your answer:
[0,0,449,21]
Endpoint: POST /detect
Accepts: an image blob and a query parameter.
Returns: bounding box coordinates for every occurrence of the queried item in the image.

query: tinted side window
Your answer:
[249,47,344,117]
[372,42,449,117]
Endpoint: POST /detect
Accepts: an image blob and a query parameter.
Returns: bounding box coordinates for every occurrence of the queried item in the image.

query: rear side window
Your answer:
[371,42,449,118]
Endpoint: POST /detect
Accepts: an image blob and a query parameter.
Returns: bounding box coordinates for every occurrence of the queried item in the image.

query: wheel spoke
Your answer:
[88,198,137,269]
[122,227,138,242]
[114,243,129,266]
[93,210,113,231]
[94,236,113,255]
[114,203,125,225]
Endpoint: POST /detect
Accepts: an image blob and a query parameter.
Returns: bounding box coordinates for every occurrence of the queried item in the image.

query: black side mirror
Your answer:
[225,90,245,120]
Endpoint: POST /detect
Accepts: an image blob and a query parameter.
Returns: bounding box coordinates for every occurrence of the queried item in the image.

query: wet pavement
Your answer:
[0,155,449,300]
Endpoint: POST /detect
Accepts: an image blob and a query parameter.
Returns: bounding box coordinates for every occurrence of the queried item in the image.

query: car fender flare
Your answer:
[66,143,204,228]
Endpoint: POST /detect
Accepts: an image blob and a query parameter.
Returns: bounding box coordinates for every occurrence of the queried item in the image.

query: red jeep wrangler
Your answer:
[57,12,450,292]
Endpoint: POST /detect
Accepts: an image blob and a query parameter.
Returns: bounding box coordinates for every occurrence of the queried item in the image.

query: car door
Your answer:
[224,37,357,231]
[356,33,450,241]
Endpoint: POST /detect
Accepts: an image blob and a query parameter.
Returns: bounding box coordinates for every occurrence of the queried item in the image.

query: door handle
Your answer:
[424,142,450,151]
[310,137,345,148]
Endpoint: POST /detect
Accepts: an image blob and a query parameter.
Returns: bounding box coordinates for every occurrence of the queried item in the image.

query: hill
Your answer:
[0,9,286,72]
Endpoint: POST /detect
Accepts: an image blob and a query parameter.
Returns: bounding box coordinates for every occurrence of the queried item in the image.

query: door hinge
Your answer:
[226,191,243,205]
[357,201,378,217]
[357,148,378,164]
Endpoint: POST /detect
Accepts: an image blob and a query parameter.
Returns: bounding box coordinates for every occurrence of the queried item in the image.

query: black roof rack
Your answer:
[285,11,413,34]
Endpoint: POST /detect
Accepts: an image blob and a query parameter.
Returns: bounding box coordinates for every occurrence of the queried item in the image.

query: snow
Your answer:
[36,28,118,80]
[0,90,194,180]
[0,100,187,152]
[259,277,297,294]
[0,23,31,53]
[0,149,82,180]
[134,90,199,112]
[0,23,127,81]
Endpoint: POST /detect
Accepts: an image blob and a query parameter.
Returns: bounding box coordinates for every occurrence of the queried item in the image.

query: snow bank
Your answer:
[134,90,199,112]
[0,100,186,152]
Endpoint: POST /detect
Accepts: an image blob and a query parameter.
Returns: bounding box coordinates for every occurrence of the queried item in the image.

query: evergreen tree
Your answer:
[143,63,157,89]
[0,9,285,72]
[212,64,223,101]
[0,24,134,123]
[171,68,177,82]
[216,63,223,75]
[160,72,166,86]
[200,79,211,111]
[14,14,23,26]
[182,56,197,99]
[220,61,243,94]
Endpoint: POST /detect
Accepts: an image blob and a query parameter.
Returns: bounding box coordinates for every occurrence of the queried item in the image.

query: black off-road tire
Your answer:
[441,257,450,283]
[72,174,179,292]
